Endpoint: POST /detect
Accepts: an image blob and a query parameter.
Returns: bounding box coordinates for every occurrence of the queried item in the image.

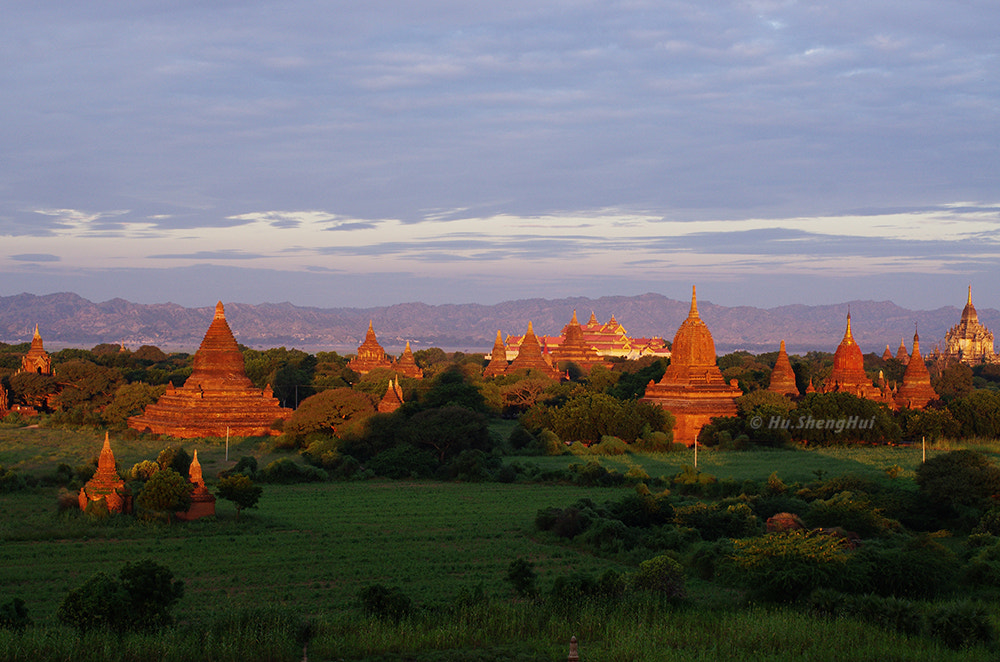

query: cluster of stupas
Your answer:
[484,322,562,379]
[77,433,215,520]
[502,312,670,362]
[127,302,293,438]
[346,322,423,379]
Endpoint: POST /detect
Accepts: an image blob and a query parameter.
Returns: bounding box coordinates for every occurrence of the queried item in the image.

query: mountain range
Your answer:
[0,291,993,357]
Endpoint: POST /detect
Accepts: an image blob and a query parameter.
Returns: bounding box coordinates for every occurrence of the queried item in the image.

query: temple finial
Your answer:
[968,285,973,306]
[690,285,699,317]
[33,323,40,339]
[214,301,225,319]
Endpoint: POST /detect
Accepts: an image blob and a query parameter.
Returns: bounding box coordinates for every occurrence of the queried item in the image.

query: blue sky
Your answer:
[1,1,998,310]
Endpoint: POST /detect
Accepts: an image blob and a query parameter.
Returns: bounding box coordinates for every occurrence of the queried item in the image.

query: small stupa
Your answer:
[128,302,293,438]
[642,287,741,445]
[78,432,126,513]
[549,310,607,373]
[16,324,53,376]
[393,342,423,379]
[347,321,394,374]
[895,328,938,410]
[377,378,405,413]
[767,340,799,397]
[176,450,216,521]
[895,337,910,365]
[507,322,561,379]
[482,330,510,378]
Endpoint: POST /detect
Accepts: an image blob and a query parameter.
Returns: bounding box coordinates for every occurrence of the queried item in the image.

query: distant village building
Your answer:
[642,287,741,446]
[895,328,938,410]
[128,302,293,438]
[945,286,997,364]
[767,340,799,397]
[16,324,53,376]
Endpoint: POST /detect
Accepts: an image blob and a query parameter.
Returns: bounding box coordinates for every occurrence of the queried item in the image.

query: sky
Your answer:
[1,1,998,311]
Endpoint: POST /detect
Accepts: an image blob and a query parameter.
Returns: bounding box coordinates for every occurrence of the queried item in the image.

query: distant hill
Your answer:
[0,291,994,356]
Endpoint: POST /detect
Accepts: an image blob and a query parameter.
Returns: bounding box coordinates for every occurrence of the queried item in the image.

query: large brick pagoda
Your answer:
[895,329,938,409]
[347,321,394,374]
[549,310,608,374]
[819,312,895,407]
[507,322,561,379]
[767,340,799,397]
[642,287,741,445]
[128,302,292,438]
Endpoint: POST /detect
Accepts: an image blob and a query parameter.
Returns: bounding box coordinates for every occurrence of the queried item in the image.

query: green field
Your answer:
[2,427,998,660]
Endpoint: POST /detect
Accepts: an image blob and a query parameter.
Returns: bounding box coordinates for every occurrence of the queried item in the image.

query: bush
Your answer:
[357,584,411,622]
[804,491,898,538]
[367,444,438,479]
[916,450,1000,514]
[925,600,995,650]
[632,554,686,599]
[730,530,855,603]
[851,535,958,599]
[0,598,31,631]
[0,465,27,493]
[506,558,538,598]
[57,560,183,633]
[674,501,762,541]
[257,458,328,484]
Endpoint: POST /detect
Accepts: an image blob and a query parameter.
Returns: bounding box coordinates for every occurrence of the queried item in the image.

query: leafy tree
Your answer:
[506,557,538,598]
[417,366,487,412]
[357,584,411,622]
[216,474,262,520]
[7,372,57,410]
[283,387,375,442]
[948,390,1000,439]
[136,468,192,522]
[49,359,125,412]
[407,405,492,463]
[0,597,31,631]
[102,382,166,428]
[933,362,974,402]
[915,450,1000,514]
[156,446,191,478]
[57,560,183,632]
[132,345,169,363]
[632,554,686,599]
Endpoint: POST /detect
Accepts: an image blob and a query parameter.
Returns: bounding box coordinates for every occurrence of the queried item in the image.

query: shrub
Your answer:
[915,449,1000,513]
[0,598,31,631]
[357,584,411,622]
[674,501,762,541]
[506,558,538,598]
[731,530,854,603]
[0,465,27,493]
[136,468,192,521]
[57,560,183,632]
[632,554,686,599]
[851,535,958,599]
[257,458,328,484]
[925,600,995,650]
[804,491,898,539]
[367,444,438,479]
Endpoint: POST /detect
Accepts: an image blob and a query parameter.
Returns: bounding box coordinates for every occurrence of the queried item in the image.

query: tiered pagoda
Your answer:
[895,338,910,364]
[819,313,895,406]
[881,345,893,361]
[128,302,293,438]
[394,342,423,379]
[347,322,395,374]
[482,330,510,378]
[78,432,126,513]
[377,378,405,413]
[548,310,608,373]
[507,322,561,379]
[177,450,216,521]
[895,329,938,409]
[767,340,799,397]
[641,287,741,446]
[945,286,997,364]
[16,324,53,376]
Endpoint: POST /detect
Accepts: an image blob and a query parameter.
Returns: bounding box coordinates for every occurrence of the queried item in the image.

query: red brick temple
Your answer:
[549,310,608,373]
[507,322,561,379]
[895,329,938,409]
[642,287,741,446]
[177,450,216,521]
[128,302,292,438]
[394,342,424,379]
[16,324,53,376]
[377,378,405,413]
[347,321,395,374]
[767,340,799,397]
[78,432,126,513]
[819,313,895,406]
[895,337,910,364]
[482,330,509,378]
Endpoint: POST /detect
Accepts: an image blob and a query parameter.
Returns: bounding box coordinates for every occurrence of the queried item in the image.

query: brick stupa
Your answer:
[347,321,394,374]
[377,378,405,413]
[642,287,741,445]
[895,338,910,364]
[78,432,126,513]
[482,330,510,378]
[16,324,53,376]
[128,302,292,438]
[507,322,561,379]
[394,342,423,379]
[549,310,608,374]
[895,329,938,410]
[176,450,216,521]
[767,340,799,397]
[819,312,892,402]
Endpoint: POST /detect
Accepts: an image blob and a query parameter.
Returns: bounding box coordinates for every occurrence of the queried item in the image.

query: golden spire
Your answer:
[33,323,40,340]
[570,309,578,324]
[214,301,225,319]
[689,285,699,318]
[968,285,973,307]
[844,311,855,343]
[779,339,786,353]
